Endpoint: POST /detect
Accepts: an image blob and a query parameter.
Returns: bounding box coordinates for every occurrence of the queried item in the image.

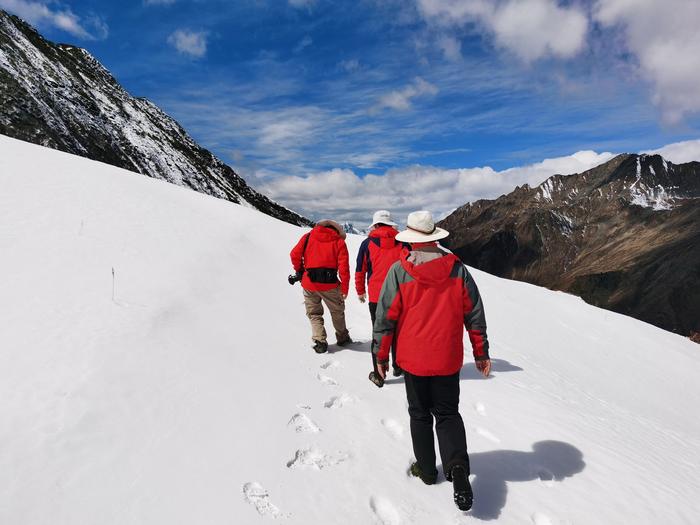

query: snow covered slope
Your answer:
[0,11,309,227]
[1,134,699,524]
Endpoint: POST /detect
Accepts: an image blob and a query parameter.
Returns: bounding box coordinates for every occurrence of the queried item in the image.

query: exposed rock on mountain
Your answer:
[0,10,310,226]
[439,154,700,337]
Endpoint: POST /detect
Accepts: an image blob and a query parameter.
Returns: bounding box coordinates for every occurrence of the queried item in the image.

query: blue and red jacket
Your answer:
[372,250,489,376]
[290,224,350,295]
[355,226,406,303]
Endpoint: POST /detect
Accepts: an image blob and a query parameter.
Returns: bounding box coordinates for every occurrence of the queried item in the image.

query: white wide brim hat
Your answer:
[395,210,449,243]
[370,209,397,228]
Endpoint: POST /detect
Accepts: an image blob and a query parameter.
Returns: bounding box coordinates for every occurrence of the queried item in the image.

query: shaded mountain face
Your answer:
[439,154,700,337]
[0,10,310,227]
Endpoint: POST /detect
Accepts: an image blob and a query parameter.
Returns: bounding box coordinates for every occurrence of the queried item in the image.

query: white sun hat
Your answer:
[370,210,398,228]
[395,210,449,243]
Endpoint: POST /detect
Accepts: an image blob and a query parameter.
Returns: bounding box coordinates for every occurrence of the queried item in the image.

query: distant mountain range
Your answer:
[439,153,700,339]
[0,10,310,227]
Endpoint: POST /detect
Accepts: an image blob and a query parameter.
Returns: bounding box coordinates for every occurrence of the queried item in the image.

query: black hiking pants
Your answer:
[404,371,469,479]
[369,302,397,371]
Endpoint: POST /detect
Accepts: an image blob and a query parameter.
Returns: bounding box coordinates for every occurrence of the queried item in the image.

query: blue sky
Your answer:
[3,0,700,223]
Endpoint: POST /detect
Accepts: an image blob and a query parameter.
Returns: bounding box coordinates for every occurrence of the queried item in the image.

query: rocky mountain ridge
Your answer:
[439,153,700,338]
[0,10,310,226]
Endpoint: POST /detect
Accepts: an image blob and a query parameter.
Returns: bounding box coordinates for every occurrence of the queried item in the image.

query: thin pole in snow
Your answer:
[112,267,116,303]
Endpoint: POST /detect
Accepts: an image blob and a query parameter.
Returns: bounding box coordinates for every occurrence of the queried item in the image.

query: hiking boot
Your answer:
[392,364,403,377]
[450,465,473,511]
[408,462,437,485]
[336,335,353,347]
[313,340,328,354]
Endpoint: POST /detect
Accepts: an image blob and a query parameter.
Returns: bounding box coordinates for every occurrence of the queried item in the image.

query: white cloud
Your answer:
[167,29,207,58]
[289,0,315,7]
[258,149,615,225]
[645,139,700,165]
[0,0,108,40]
[293,35,313,53]
[338,58,361,72]
[594,0,700,124]
[416,0,588,62]
[437,34,462,61]
[375,77,438,112]
[259,117,315,146]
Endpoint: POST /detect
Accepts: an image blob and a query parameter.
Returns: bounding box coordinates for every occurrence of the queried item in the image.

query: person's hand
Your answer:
[377,360,389,379]
[476,359,491,378]
[342,294,348,301]
[358,294,366,303]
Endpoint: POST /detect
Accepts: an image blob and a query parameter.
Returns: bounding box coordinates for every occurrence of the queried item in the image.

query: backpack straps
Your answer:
[300,232,311,270]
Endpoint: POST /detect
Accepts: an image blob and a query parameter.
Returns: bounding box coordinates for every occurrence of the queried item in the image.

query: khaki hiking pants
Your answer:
[303,287,349,344]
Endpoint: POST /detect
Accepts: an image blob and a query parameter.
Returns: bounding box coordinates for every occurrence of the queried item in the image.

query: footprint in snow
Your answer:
[381,418,404,440]
[287,413,321,433]
[473,402,486,416]
[317,373,339,386]
[370,496,401,525]
[531,512,554,525]
[286,447,349,470]
[324,393,356,409]
[320,360,341,370]
[475,427,501,443]
[242,482,282,518]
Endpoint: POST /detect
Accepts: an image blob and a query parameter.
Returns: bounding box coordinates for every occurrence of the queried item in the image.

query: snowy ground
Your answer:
[1,134,699,524]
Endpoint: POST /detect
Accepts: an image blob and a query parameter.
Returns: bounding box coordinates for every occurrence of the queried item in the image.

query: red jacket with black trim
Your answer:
[371,250,489,376]
[290,225,350,295]
[355,226,406,303]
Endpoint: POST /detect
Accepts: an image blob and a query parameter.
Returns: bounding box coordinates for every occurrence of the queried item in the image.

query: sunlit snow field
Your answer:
[1,135,699,524]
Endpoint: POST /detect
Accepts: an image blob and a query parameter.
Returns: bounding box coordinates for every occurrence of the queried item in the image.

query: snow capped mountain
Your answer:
[0,9,310,227]
[2,135,700,524]
[341,222,367,236]
[439,153,700,338]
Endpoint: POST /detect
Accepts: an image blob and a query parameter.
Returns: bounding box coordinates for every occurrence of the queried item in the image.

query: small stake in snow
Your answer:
[112,267,116,303]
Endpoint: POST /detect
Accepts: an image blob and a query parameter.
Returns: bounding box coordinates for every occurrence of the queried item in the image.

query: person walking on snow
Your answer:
[372,210,491,512]
[355,210,407,382]
[290,219,351,354]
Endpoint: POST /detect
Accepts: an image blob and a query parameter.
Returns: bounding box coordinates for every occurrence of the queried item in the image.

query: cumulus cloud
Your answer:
[594,0,700,124]
[167,29,208,58]
[375,77,438,112]
[258,149,615,225]
[0,0,108,40]
[645,139,700,165]
[416,0,588,62]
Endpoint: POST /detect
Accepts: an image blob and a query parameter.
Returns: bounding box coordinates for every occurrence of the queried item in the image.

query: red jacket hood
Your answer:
[401,252,458,286]
[369,225,399,240]
[311,224,343,243]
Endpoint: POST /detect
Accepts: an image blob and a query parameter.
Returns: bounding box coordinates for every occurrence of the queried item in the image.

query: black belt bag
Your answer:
[306,267,338,284]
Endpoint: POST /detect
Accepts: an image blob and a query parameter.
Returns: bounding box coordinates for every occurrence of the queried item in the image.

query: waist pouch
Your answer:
[306,267,338,284]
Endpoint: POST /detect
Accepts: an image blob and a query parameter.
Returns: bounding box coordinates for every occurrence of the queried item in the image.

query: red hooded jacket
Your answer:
[290,224,350,295]
[372,251,489,376]
[355,225,406,303]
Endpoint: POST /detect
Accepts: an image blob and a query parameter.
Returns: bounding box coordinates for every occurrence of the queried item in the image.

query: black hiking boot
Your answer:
[313,340,328,354]
[336,335,353,347]
[450,465,473,511]
[408,462,437,485]
[392,364,403,377]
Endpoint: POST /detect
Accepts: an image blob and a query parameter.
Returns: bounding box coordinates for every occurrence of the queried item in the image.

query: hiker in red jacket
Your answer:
[372,210,491,512]
[290,219,351,354]
[355,210,407,381]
